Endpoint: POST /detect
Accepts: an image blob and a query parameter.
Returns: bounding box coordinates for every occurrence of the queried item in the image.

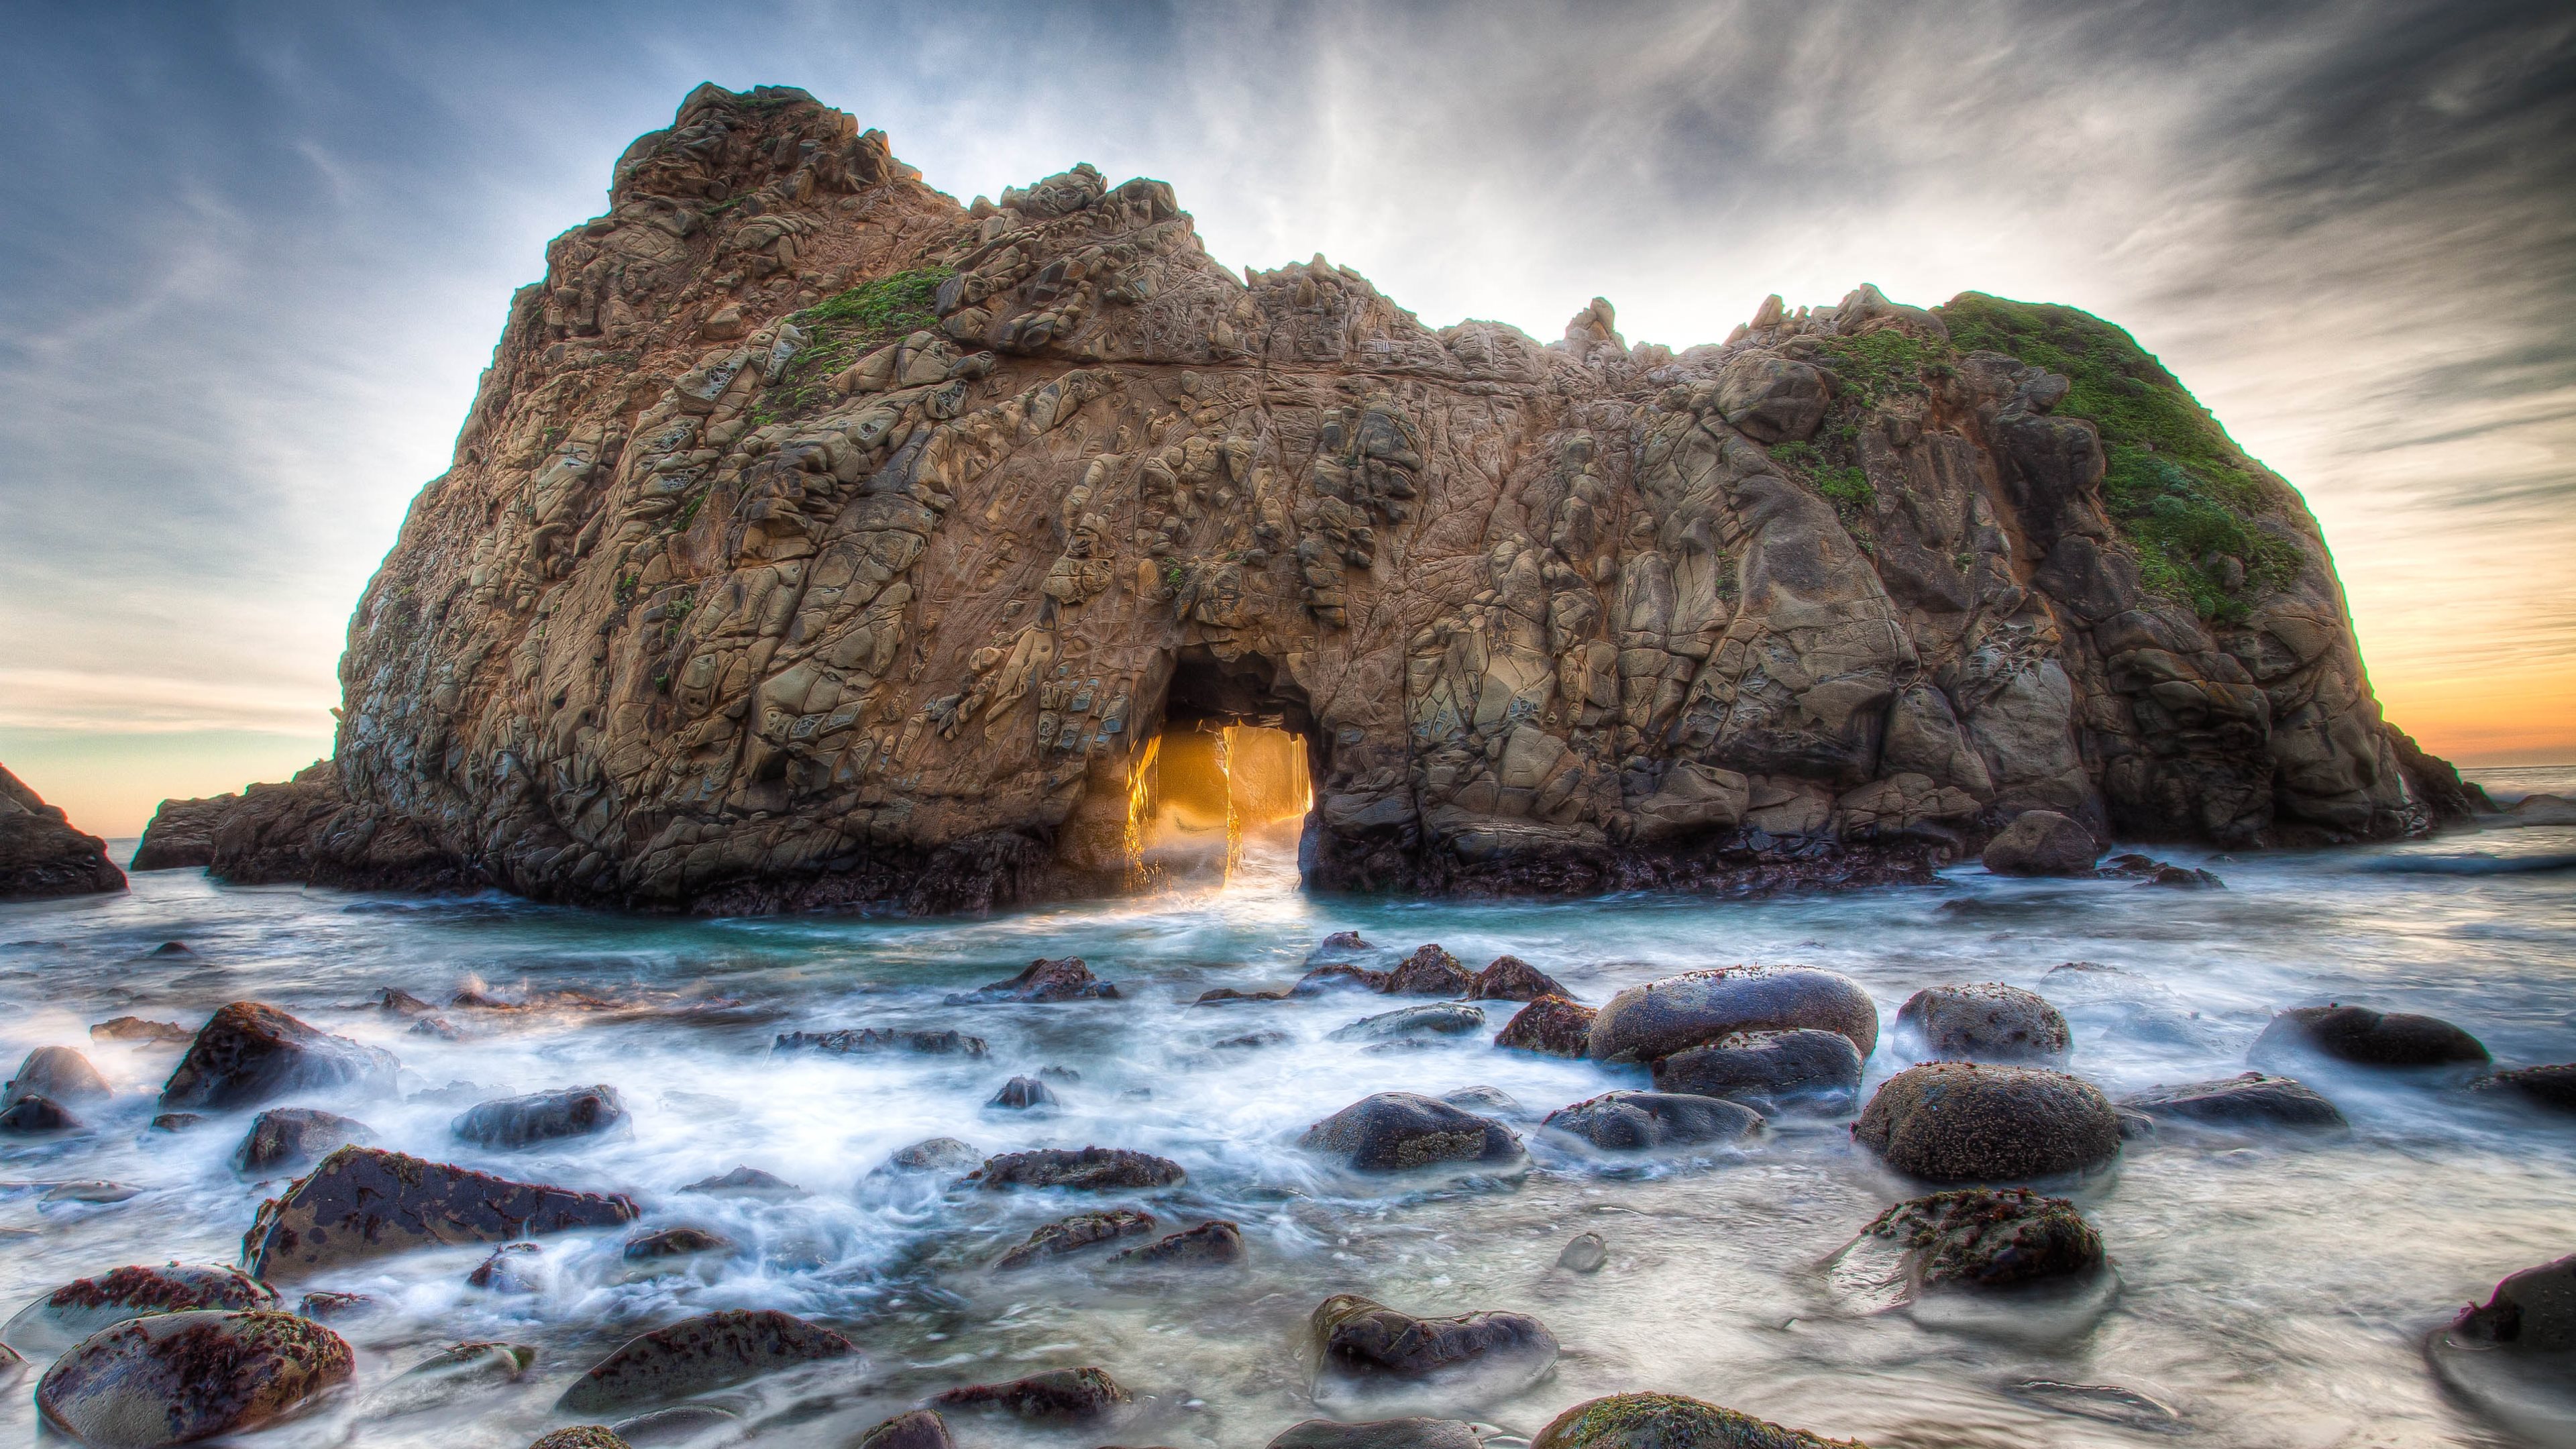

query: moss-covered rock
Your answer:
[1532,1391,1866,1448]
[1854,1063,2120,1181]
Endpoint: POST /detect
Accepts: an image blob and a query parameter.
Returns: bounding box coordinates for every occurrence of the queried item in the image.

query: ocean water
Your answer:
[3,816,2573,1449]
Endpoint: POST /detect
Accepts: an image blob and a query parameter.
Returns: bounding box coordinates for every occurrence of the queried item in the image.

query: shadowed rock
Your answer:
[241,1146,639,1281]
[1590,966,1879,1063]
[1301,1092,1521,1173]
[1313,1293,1558,1381]
[1113,1218,1245,1267]
[775,1026,986,1057]
[996,1208,1155,1269]
[2476,1063,2576,1112]
[1267,1419,1485,1449]
[1533,1391,1867,1448]
[2121,1072,2345,1128]
[130,793,237,872]
[1854,1063,2120,1182]
[158,1002,398,1112]
[557,1309,855,1412]
[1980,810,2099,876]
[946,957,1118,1004]
[2447,1254,2576,1352]
[35,1309,351,1446]
[851,1409,954,1449]
[91,1017,194,1045]
[2252,1004,2489,1069]
[453,1085,629,1148]
[988,1075,1059,1110]
[932,1365,1128,1419]
[5,1046,111,1108]
[0,762,125,900]
[1894,983,2071,1064]
[1,1095,78,1132]
[234,1108,374,1175]
[1384,945,1474,996]
[1854,1187,2104,1289]
[1469,955,1575,1002]
[1652,1029,1864,1112]
[1495,996,1597,1057]
[1543,1091,1763,1151]
[971,1146,1185,1191]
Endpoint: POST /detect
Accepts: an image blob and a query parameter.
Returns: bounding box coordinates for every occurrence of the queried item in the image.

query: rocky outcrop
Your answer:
[190,83,2465,914]
[129,793,237,871]
[0,763,123,900]
[241,1146,639,1279]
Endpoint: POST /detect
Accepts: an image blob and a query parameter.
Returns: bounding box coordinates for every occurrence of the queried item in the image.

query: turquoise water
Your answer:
[3,818,2573,1448]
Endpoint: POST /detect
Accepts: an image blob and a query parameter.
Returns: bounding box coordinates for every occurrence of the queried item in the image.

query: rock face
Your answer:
[0,763,124,900]
[159,1002,400,1112]
[241,1146,641,1280]
[179,83,2461,915]
[35,1309,352,1447]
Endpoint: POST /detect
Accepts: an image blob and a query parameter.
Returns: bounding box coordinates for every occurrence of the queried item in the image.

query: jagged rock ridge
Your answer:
[180,83,2465,912]
[1,763,123,900]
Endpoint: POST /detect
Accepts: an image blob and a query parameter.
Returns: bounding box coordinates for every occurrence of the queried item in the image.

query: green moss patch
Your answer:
[759,266,956,421]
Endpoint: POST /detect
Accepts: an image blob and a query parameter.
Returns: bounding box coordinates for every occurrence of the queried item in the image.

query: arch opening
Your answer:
[1126,648,1318,891]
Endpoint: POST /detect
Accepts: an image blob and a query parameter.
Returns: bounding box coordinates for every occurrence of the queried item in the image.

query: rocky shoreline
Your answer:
[6,917,2571,1446]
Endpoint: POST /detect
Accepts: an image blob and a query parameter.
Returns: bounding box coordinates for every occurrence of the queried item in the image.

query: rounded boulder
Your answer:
[1650,1029,1865,1113]
[1980,810,2100,877]
[1542,1091,1762,1152]
[1533,1391,1867,1448]
[1589,966,1878,1065]
[2252,1004,2489,1070]
[1854,1063,2121,1182]
[1894,984,2071,1065]
[36,1309,353,1446]
[1300,1091,1522,1173]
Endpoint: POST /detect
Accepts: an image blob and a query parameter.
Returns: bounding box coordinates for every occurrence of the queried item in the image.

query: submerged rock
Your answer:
[1301,1092,1523,1172]
[1384,945,1476,996]
[946,956,1118,1004]
[453,1084,629,1148]
[1853,1187,2104,1289]
[1532,1391,1866,1448]
[1558,1232,1609,1273]
[1854,1063,2121,1182]
[1332,1003,1486,1042]
[90,1018,195,1046]
[557,1309,856,1412]
[1313,1293,1558,1381]
[1114,1218,1246,1266]
[1495,996,1597,1057]
[680,1165,806,1197]
[1589,966,1879,1063]
[35,1309,352,1446]
[775,1026,987,1057]
[850,1408,954,1449]
[1297,963,1393,995]
[466,1243,544,1293]
[932,1365,1128,1419]
[995,1208,1155,1269]
[1543,1091,1763,1151]
[158,1002,399,1112]
[987,1075,1060,1110]
[241,1145,640,1280]
[2252,1004,2489,1069]
[1651,1028,1866,1113]
[623,1226,732,1263]
[5,1046,111,1107]
[530,1430,633,1449]
[0,1094,78,1132]
[1268,1418,1486,1449]
[5,1265,280,1353]
[2449,1254,2576,1351]
[1980,810,2100,877]
[1468,955,1575,1002]
[233,1108,374,1175]
[882,1137,981,1174]
[2477,1064,2576,1112]
[971,1146,1186,1191]
[2121,1072,2345,1128]
[1440,1085,1523,1116]
[1894,983,2072,1064]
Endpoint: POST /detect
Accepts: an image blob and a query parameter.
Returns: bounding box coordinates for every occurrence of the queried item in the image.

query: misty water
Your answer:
[4,798,2574,1448]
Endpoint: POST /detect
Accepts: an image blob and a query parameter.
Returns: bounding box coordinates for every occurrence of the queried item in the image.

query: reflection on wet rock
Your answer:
[4,1264,280,1356]
[35,1309,353,1448]
[242,1146,639,1280]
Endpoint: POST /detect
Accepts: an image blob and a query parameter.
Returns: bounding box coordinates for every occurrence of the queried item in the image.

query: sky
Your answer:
[1,0,2570,837]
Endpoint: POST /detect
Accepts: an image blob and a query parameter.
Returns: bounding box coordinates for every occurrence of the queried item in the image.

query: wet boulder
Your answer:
[294,1291,373,1322]
[1854,1063,2121,1182]
[851,1409,955,1449]
[623,1227,731,1263]
[5,1045,111,1107]
[2252,1004,2489,1070]
[1558,1232,1608,1273]
[971,1146,1186,1191]
[2121,1072,2345,1128]
[1331,1003,1485,1042]
[1197,987,1292,1005]
[5,1265,280,1354]
[233,1108,374,1175]
[2477,1063,2576,1112]
[531,1430,633,1449]
[2429,1253,2576,1446]
[1468,955,1574,1002]
[372,1339,535,1411]
[987,1075,1059,1110]
[453,1084,629,1148]
[1980,810,2100,877]
[995,1208,1155,1269]
[241,1145,639,1281]
[158,1002,398,1112]
[35,1309,352,1446]
[1114,1218,1246,1267]
[883,1137,981,1174]
[945,956,1118,1004]
[932,1365,1128,1419]
[1384,945,1475,996]
[1589,966,1879,1064]
[773,1027,987,1057]
[1894,984,2072,1064]
[2448,1254,2576,1351]
[1543,1091,1762,1151]
[90,1018,195,1046]
[1851,1187,2103,1289]
[680,1165,806,1197]
[1268,1419,1486,1449]
[1313,1293,1558,1382]
[1301,1092,1523,1173]
[1305,929,1374,963]
[1495,996,1597,1057]
[1296,963,1393,994]
[557,1309,856,1413]
[1,1094,77,1132]
[1532,1391,1865,1448]
[1651,1029,1865,1113]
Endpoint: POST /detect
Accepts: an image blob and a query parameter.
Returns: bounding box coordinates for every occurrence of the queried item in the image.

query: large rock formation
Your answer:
[189,83,2463,913]
[0,763,123,900]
